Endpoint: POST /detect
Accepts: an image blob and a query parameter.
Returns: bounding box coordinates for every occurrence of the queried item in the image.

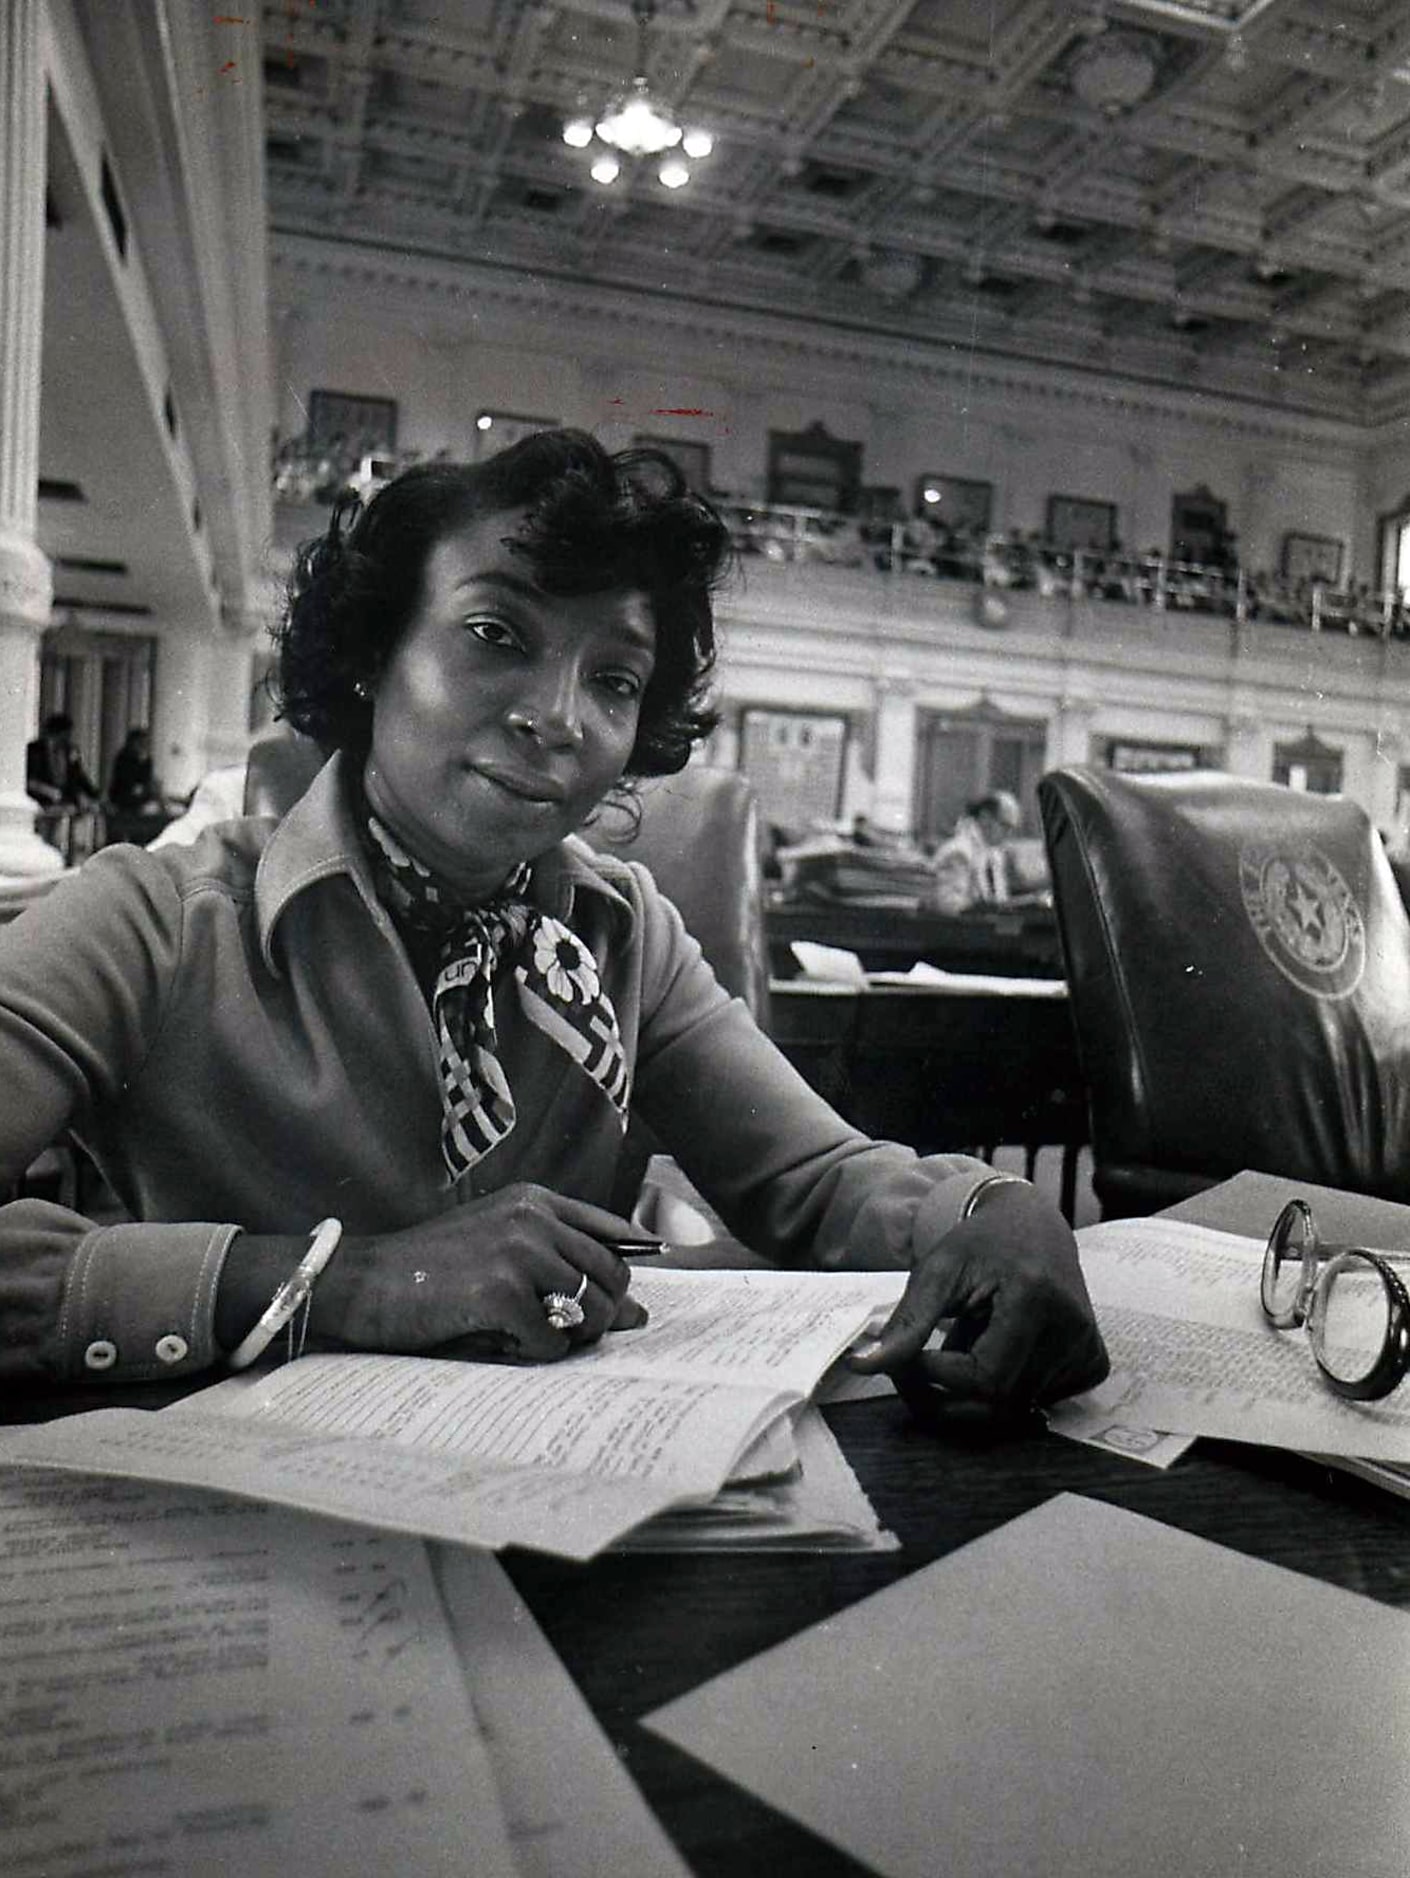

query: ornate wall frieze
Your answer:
[270,235,1368,453]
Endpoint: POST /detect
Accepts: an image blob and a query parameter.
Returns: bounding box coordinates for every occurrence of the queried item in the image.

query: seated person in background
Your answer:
[0,429,1105,1417]
[930,790,1022,914]
[107,727,164,817]
[25,712,100,810]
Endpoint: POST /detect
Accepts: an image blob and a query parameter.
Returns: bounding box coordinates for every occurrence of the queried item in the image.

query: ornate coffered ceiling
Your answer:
[263,0,1410,421]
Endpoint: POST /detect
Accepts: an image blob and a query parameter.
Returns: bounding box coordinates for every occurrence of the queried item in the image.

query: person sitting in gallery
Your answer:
[107,728,165,818]
[25,712,100,812]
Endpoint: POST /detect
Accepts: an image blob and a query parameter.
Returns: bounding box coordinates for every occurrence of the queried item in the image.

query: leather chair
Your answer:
[579,767,770,1026]
[242,731,325,820]
[1039,765,1410,1218]
[241,732,770,1026]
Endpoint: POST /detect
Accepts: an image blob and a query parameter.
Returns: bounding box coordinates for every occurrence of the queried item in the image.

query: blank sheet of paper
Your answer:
[645,1492,1410,1878]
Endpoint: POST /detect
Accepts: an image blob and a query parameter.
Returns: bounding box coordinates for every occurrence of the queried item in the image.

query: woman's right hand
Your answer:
[220,1184,650,1365]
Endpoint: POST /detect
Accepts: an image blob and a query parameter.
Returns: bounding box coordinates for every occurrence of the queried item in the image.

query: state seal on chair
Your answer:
[1238,841,1365,999]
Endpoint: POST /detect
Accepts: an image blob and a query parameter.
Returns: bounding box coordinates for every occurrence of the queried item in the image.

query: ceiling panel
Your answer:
[261,0,1410,419]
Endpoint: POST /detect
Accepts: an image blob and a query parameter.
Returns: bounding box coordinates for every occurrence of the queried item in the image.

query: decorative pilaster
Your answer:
[872,665,918,837]
[1052,690,1098,768]
[0,0,62,877]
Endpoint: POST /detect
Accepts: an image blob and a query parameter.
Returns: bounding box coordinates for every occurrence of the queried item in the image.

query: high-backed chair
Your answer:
[1039,765,1410,1218]
[241,734,770,1026]
[242,731,325,820]
[579,767,770,1026]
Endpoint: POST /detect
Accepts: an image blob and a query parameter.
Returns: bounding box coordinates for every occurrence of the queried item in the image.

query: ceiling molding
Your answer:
[270,229,1367,453]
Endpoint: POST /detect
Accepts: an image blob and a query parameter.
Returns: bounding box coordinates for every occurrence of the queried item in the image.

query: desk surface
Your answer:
[505,1172,1410,1876]
[508,1409,1410,1877]
[7,1176,1410,1878]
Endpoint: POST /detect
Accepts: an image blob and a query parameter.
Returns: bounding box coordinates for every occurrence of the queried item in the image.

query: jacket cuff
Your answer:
[57,1222,240,1383]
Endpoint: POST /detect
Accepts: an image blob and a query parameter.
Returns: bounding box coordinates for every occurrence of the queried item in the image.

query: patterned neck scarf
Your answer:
[365,814,630,1182]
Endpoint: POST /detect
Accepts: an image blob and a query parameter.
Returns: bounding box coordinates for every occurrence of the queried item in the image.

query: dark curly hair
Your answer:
[271,427,731,778]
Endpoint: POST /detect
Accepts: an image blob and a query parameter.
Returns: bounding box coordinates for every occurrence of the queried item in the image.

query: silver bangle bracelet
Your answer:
[227,1217,344,1371]
[959,1173,1031,1221]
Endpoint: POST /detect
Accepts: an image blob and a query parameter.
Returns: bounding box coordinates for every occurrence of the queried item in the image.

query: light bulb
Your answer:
[659,160,690,188]
[475,413,494,432]
[596,82,682,156]
[681,129,713,159]
[590,153,621,184]
[562,119,594,148]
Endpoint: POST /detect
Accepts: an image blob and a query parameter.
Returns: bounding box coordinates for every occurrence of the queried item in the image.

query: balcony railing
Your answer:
[270,442,1406,641]
[716,500,1407,640]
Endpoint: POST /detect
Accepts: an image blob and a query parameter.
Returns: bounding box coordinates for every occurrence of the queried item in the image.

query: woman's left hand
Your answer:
[846,1181,1109,1413]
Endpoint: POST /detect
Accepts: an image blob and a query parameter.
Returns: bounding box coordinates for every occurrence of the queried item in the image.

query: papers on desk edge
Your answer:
[0,1465,692,1878]
[1054,1214,1410,1495]
[0,1266,906,1561]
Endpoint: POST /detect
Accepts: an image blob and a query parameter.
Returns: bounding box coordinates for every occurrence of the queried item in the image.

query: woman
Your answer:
[0,430,1105,1411]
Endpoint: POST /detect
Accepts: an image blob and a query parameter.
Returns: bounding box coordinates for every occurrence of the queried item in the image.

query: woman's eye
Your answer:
[598,671,644,700]
[466,617,520,649]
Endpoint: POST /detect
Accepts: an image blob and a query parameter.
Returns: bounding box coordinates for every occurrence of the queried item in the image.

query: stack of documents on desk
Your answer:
[0,1468,691,1878]
[0,1268,906,1560]
[1055,1215,1410,1491]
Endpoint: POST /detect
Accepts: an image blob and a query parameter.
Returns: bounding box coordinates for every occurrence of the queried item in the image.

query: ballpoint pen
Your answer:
[604,1238,667,1255]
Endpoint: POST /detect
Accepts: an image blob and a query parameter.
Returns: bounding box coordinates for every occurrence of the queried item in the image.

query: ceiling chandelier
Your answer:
[562,0,714,189]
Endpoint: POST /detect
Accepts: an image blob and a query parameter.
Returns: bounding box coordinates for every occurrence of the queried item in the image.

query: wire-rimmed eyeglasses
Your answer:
[1262,1199,1410,1402]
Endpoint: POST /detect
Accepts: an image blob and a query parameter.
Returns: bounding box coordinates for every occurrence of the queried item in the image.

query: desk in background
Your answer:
[767,898,1063,979]
[770,975,1088,1220]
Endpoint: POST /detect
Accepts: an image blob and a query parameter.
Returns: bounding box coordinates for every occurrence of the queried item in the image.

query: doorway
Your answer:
[915,701,1048,846]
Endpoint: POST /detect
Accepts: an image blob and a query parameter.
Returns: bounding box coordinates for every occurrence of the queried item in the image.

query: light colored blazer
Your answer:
[0,754,991,1386]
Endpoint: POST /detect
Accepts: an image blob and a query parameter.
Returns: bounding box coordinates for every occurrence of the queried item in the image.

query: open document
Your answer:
[0,1268,905,1560]
[1059,1215,1410,1465]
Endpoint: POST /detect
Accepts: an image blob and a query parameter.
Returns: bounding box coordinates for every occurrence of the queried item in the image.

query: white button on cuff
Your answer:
[83,1339,118,1371]
[155,1333,189,1366]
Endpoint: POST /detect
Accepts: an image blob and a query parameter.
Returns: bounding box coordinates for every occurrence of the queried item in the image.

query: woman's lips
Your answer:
[470,761,567,805]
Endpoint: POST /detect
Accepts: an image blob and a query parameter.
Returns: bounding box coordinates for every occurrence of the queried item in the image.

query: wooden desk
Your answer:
[767,899,1064,979]
[770,977,1088,1218]
[7,1175,1409,1878]
[502,1173,1410,1875]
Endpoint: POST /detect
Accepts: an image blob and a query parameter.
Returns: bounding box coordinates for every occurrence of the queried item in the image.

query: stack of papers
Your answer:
[0,1268,907,1559]
[1055,1215,1410,1488]
[0,1467,690,1877]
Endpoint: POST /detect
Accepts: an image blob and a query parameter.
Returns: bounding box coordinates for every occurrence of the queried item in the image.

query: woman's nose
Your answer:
[506,671,584,747]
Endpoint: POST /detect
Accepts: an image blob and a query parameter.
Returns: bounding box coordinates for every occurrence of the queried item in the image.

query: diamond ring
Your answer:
[543,1271,589,1332]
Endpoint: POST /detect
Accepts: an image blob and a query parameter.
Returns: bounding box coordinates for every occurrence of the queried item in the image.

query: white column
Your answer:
[1225,705,1263,782]
[151,632,209,804]
[0,0,62,878]
[1052,692,1098,768]
[205,607,265,770]
[872,667,918,837]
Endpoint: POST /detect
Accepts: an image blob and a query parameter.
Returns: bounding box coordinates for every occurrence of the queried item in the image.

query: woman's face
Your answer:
[363,507,656,900]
